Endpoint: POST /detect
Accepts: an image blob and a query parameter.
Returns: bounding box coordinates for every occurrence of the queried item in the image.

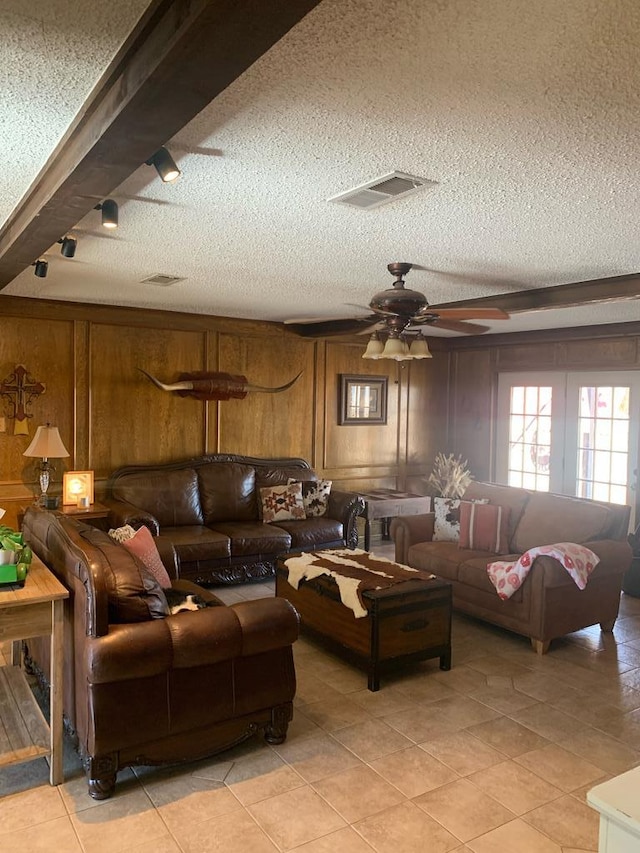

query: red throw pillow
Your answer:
[121,526,172,588]
[459,502,511,554]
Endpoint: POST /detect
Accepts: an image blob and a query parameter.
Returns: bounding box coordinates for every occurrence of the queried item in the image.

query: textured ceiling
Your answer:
[3,0,640,336]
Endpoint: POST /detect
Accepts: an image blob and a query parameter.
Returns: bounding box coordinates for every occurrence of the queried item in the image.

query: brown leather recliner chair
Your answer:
[22,508,299,799]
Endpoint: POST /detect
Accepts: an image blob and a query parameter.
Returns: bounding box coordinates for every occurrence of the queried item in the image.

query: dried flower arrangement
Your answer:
[427,452,473,499]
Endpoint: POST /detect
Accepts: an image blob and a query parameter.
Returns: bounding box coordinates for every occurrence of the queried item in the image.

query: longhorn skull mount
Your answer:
[138,368,303,401]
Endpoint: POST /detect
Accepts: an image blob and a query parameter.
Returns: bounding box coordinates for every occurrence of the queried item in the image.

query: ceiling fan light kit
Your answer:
[362,331,432,361]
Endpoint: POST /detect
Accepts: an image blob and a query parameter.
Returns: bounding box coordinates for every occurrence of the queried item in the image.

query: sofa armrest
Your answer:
[103,499,160,536]
[390,513,435,565]
[230,598,300,655]
[532,539,632,589]
[86,597,299,683]
[327,490,365,549]
[155,536,179,579]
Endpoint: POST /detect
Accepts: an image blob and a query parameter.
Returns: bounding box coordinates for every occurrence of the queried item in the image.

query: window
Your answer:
[497,372,638,515]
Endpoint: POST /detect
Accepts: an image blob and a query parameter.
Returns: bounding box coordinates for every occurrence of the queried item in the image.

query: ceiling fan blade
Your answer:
[285,316,381,337]
[426,318,491,335]
[423,307,509,321]
[431,272,640,314]
[345,302,399,317]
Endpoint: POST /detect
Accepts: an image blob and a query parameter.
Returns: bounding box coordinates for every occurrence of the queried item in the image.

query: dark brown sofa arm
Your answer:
[327,490,365,549]
[390,513,435,564]
[87,597,299,683]
[103,498,160,536]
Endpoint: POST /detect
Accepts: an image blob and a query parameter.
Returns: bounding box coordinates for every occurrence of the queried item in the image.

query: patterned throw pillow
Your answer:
[260,482,306,524]
[433,497,462,542]
[287,478,332,517]
[120,525,172,589]
[108,524,137,544]
[459,502,511,554]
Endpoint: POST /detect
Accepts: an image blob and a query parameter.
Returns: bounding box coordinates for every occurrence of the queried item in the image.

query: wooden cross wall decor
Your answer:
[0,365,46,435]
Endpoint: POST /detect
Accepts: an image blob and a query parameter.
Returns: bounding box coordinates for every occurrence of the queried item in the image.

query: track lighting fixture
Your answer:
[57,236,77,258]
[145,147,181,183]
[94,199,118,229]
[32,259,48,278]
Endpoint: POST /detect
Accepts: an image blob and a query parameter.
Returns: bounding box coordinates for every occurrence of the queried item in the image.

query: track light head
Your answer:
[146,147,181,182]
[94,199,118,228]
[57,235,77,258]
[32,259,48,278]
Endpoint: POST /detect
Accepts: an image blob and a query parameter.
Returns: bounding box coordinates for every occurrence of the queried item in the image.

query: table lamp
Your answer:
[23,423,70,506]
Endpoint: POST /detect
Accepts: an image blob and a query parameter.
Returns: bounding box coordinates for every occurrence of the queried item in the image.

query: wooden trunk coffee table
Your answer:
[276,550,451,691]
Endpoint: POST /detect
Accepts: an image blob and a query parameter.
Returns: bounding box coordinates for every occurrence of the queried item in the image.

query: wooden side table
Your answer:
[0,555,69,785]
[359,490,431,550]
[54,501,110,529]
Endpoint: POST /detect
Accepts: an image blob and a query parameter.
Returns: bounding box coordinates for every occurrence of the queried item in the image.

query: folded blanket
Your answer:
[487,542,600,600]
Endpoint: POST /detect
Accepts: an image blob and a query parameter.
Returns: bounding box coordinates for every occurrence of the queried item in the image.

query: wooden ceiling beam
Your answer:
[433,272,640,314]
[0,0,323,288]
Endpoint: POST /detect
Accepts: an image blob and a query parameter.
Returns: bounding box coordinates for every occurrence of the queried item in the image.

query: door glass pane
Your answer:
[507,386,552,491]
[576,385,631,504]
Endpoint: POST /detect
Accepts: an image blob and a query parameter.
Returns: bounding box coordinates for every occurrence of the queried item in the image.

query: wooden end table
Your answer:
[0,555,68,785]
[359,490,431,550]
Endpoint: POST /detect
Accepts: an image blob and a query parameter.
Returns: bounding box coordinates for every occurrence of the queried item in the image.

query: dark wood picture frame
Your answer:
[339,374,388,425]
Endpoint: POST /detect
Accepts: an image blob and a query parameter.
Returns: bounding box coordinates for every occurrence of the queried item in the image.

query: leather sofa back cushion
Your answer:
[512,492,613,554]
[256,466,317,489]
[113,468,204,527]
[198,462,257,523]
[83,531,169,622]
[464,481,530,547]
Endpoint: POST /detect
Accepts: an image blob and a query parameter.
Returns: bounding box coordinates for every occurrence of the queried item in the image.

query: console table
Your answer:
[359,490,431,550]
[0,556,68,784]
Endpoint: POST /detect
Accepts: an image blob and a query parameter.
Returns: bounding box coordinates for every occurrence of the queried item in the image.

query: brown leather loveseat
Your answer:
[22,507,299,799]
[105,454,364,585]
[391,481,632,653]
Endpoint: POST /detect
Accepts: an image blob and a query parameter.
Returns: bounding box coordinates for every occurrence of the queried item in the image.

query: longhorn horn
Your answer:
[245,371,303,394]
[137,368,194,392]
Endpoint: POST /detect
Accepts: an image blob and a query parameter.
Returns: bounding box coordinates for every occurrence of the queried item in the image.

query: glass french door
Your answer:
[496,372,639,519]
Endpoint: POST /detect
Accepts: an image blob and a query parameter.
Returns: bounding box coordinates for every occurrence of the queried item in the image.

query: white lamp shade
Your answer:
[23,425,70,459]
[381,336,405,358]
[408,336,433,358]
[362,335,384,359]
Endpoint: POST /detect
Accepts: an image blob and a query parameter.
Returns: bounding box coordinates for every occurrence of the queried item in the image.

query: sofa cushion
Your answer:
[459,502,511,555]
[161,526,231,563]
[260,483,306,523]
[274,517,343,549]
[121,525,172,589]
[288,478,332,517]
[458,555,524,603]
[433,497,463,542]
[209,522,292,556]
[198,462,257,523]
[82,532,170,622]
[463,481,530,548]
[512,492,614,553]
[256,466,317,490]
[112,468,204,527]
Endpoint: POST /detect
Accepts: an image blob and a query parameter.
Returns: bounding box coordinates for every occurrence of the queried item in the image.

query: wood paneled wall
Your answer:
[0,296,442,527]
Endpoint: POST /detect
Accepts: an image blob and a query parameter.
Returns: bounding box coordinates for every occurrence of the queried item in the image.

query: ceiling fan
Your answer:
[285,262,510,338]
[285,265,640,339]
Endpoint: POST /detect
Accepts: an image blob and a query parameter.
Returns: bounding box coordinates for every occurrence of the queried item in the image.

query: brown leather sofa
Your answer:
[22,507,299,799]
[391,481,633,653]
[104,454,364,585]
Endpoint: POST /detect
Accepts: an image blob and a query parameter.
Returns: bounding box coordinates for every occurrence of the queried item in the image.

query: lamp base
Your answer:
[42,495,60,510]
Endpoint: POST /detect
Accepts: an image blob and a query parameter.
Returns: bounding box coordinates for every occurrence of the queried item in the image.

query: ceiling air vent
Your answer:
[328,171,437,210]
[140,273,185,286]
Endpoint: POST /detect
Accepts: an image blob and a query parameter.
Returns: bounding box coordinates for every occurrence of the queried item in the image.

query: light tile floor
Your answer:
[1,542,640,852]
